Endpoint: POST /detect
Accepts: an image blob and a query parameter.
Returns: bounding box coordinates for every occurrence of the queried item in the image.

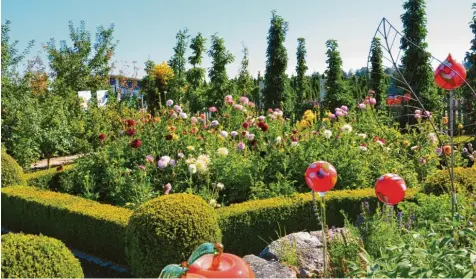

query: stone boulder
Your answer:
[259,231,324,278]
[243,255,297,278]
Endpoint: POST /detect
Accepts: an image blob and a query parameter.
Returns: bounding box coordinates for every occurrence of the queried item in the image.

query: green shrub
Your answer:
[1,149,26,186]
[1,186,132,264]
[217,188,418,256]
[125,193,222,277]
[24,164,75,190]
[1,233,83,278]
[424,167,476,195]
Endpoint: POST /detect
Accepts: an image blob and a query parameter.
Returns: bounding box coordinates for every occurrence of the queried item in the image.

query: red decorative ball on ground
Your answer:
[305,161,338,193]
[375,174,407,205]
[434,54,466,90]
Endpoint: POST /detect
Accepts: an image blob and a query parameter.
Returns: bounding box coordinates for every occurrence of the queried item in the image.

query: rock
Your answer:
[259,231,324,278]
[243,255,297,278]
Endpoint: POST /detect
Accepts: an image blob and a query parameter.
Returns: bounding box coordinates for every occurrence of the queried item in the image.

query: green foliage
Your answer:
[24,164,75,190]
[1,233,84,278]
[263,10,289,109]
[399,0,440,112]
[346,193,476,278]
[369,37,386,107]
[207,34,234,107]
[424,167,476,195]
[1,149,26,186]
[328,224,362,278]
[168,28,190,104]
[1,186,132,264]
[295,37,309,103]
[463,3,476,133]
[46,20,116,94]
[236,45,255,97]
[217,188,418,256]
[323,40,354,110]
[125,193,222,277]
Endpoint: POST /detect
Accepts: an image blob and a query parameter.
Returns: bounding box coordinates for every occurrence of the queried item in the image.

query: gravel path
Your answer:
[30,154,83,170]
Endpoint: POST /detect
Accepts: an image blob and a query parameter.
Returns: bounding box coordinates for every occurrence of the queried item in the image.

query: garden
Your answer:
[2,1,476,278]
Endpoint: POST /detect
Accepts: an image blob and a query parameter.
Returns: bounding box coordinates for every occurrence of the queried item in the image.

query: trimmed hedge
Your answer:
[125,194,222,277]
[1,233,84,278]
[1,185,419,265]
[218,188,418,256]
[24,164,75,190]
[1,149,26,187]
[424,167,476,195]
[1,186,132,264]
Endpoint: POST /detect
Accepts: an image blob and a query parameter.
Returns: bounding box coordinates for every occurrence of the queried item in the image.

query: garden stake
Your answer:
[319,192,328,276]
[448,90,458,222]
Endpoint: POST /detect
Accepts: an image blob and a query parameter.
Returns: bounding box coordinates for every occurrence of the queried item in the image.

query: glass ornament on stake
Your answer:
[434,54,467,221]
[375,173,407,223]
[305,161,337,276]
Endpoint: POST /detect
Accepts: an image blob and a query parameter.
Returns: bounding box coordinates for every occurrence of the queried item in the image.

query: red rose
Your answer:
[130,139,142,148]
[242,122,250,129]
[292,130,298,134]
[165,134,173,140]
[98,133,106,141]
[260,123,269,132]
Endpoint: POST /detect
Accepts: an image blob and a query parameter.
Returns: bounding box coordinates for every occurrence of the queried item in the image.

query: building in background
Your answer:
[109,75,141,100]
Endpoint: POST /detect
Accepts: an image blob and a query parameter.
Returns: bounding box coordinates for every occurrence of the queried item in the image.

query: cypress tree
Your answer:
[463,3,476,132]
[168,28,190,103]
[399,0,439,112]
[323,39,353,110]
[263,10,288,109]
[207,34,234,106]
[296,37,309,103]
[369,37,385,107]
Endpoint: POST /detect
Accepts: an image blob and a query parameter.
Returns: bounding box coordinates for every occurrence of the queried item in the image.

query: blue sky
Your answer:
[2,0,474,79]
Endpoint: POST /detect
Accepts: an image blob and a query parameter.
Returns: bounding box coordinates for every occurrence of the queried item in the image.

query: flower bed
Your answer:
[53,97,453,208]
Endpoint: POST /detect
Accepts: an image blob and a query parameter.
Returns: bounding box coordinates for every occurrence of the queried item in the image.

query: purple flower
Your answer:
[166,99,174,107]
[237,142,246,151]
[358,103,366,109]
[230,131,238,137]
[340,105,348,112]
[173,105,182,113]
[369,98,376,105]
[211,120,219,127]
[170,159,176,167]
[330,114,336,119]
[463,148,468,154]
[336,110,344,117]
[248,134,255,141]
[138,165,146,170]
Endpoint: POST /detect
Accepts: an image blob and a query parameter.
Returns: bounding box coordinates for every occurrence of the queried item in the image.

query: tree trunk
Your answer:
[47,157,51,169]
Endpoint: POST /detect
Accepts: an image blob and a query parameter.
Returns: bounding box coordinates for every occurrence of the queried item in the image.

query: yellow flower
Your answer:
[154,62,174,85]
[458,123,463,129]
[187,146,195,151]
[296,120,309,131]
[322,118,329,123]
[172,134,179,140]
[303,110,316,122]
[403,140,410,146]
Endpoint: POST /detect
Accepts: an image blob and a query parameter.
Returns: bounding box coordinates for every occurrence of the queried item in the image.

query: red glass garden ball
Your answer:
[305,161,338,193]
[375,174,407,205]
[188,253,255,278]
[434,54,466,90]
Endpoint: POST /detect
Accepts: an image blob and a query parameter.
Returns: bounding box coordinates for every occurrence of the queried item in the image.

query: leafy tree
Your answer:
[207,34,234,106]
[236,44,254,97]
[369,37,386,107]
[463,3,476,132]
[46,21,116,96]
[296,37,309,103]
[323,40,353,110]
[399,0,439,112]
[186,33,207,111]
[168,28,190,103]
[141,60,159,114]
[263,10,289,109]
